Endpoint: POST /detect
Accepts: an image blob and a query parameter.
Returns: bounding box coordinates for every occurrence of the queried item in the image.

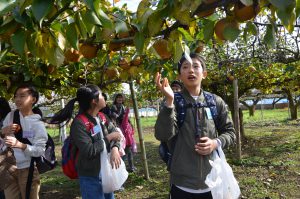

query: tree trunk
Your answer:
[233,79,241,160]
[290,105,298,120]
[129,81,150,179]
[249,105,255,116]
[272,97,284,109]
[284,88,298,120]
[239,108,245,140]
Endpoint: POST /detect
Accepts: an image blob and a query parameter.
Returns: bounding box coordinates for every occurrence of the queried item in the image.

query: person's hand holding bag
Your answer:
[106,131,122,142]
[110,146,121,169]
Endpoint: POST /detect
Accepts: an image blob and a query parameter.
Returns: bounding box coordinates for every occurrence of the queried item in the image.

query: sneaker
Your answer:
[128,167,137,173]
[117,186,125,192]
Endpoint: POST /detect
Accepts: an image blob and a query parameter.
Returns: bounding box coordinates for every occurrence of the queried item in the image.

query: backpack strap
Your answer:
[174,91,220,131]
[13,110,31,145]
[174,92,186,128]
[203,91,220,131]
[98,112,107,125]
[76,114,94,132]
[12,110,34,199]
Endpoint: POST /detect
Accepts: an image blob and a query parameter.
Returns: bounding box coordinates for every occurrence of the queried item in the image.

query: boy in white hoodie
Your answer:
[1,85,47,199]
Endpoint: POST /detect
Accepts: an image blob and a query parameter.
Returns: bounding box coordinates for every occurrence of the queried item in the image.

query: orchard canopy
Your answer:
[0,0,299,100]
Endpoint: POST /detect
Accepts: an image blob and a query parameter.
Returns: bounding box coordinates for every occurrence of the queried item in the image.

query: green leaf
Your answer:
[0,0,17,15]
[27,33,37,56]
[172,3,191,26]
[20,0,34,13]
[268,0,295,9]
[115,19,129,34]
[134,31,145,55]
[0,73,9,80]
[276,8,291,26]
[223,25,241,42]
[32,0,54,23]
[246,21,258,36]
[82,11,96,35]
[296,0,300,18]
[48,47,65,66]
[173,39,184,63]
[178,27,194,42]
[0,48,9,63]
[276,5,296,33]
[61,0,73,7]
[97,50,107,67]
[11,29,26,55]
[137,8,154,27]
[75,12,88,39]
[203,20,215,42]
[12,9,28,26]
[83,10,102,26]
[137,0,151,20]
[83,0,94,11]
[51,21,62,32]
[96,8,113,29]
[264,24,276,48]
[147,10,164,37]
[189,0,203,13]
[66,23,78,50]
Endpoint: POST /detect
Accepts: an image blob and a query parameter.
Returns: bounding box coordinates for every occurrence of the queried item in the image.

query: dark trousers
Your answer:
[170,185,213,199]
[123,146,134,170]
[0,191,5,199]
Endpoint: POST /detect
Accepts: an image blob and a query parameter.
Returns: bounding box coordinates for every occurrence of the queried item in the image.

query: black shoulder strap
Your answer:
[174,92,187,128]
[13,110,34,199]
[13,110,31,145]
[203,91,220,131]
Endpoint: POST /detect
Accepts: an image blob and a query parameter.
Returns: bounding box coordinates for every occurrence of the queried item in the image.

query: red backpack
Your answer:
[61,112,107,179]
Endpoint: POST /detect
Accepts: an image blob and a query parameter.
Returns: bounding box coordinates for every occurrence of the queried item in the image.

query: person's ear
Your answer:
[91,98,97,106]
[31,97,37,105]
[202,71,207,79]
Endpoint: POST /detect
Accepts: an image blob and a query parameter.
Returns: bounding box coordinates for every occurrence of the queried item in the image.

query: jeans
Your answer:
[79,176,114,199]
[0,191,5,199]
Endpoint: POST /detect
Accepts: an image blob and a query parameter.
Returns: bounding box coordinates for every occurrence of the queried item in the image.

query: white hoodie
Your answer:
[2,111,48,169]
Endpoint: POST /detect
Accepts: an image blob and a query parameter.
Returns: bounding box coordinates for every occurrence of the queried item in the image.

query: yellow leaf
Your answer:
[36,31,43,47]
[113,0,120,3]
[173,2,191,25]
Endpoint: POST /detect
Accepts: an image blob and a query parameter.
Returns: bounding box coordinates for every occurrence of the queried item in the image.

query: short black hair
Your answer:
[14,84,39,106]
[102,93,108,101]
[177,53,206,74]
[0,97,11,120]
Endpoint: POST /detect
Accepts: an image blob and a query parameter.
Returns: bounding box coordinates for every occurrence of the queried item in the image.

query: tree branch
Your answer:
[254,22,300,28]
[44,3,72,26]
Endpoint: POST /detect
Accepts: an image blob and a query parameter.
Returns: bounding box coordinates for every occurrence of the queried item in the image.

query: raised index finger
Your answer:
[155,72,162,88]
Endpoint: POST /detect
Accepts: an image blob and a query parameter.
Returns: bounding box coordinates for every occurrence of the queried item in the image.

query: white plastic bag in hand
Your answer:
[205,146,241,199]
[100,140,128,193]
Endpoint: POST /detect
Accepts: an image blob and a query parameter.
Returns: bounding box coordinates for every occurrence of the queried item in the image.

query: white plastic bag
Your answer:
[205,146,241,199]
[100,140,128,193]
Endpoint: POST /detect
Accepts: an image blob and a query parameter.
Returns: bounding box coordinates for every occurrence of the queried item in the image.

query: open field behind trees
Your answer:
[41,108,300,199]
